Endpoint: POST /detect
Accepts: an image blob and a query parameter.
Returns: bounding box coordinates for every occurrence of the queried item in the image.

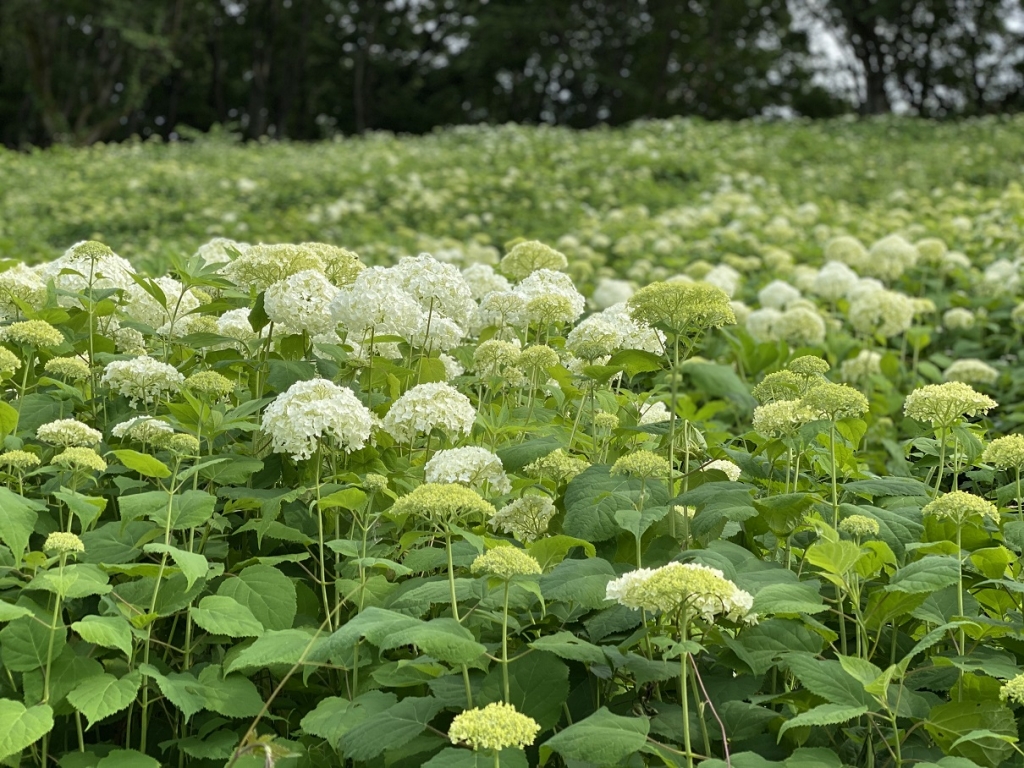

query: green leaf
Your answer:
[143,544,209,590]
[722,619,824,677]
[785,653,874,708]
[805,540,862,578]
[196,665,264,718]
[423,748,528,768]
[526,535,595,569]
[607,348,664,377]
[886,556,960,594]
[0,700,53,762]
[300,691,397,744]
[685,361,755,411]
[319,487,368,511]
[189,595,264,637]
[529,631,607,665]
[0,614,66,672]
[0,487,44,565]
[68,671,142,727]
[0,601,32,622]
[53,489,106,530]
[752,582,826,615]
[139,664,207,720]
[379,617,486,665]
[0,401,18,439]
[843,477,931,498]
[925,701,1017,767]
[111,449,171,479]
[217,564,297,631]
[152,490,217,530]
[480,652,569,729]
[496,438,563,472]
[752,493,816,537]
[72,616,133,657]
[96,749,160,768]
[337,696,443,760]
[563,464,668,542]
[539,557,615,609]
[226,629,323,673]
[541,707,649,766]
[778,703,868,740]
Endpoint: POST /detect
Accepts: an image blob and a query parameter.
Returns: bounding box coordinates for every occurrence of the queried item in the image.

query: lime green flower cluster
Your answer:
[389,483,495,528]
[921,490,999,525]
[610,450,671,479]
[471,547,542,580]
[448,702,540,752]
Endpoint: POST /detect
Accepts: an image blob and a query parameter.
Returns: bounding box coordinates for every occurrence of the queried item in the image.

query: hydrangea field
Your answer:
[2,117,1024,768]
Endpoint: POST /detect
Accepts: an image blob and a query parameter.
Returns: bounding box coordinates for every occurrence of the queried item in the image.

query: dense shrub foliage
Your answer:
[2,120,1024,768]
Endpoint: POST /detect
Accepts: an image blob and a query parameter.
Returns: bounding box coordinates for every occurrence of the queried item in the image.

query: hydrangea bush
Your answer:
[3,121,1024,768]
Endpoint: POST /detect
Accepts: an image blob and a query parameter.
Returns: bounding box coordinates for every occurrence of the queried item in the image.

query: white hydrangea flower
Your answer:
[847,289,915,338]
[846,277,885,302]
[942,307,975,331]
[38,241,136,308]
[409,316,465,352]
[264,270,340,336]
[111,416,174,443]
[757,280,800,310]
[383,382,476,443]
[438,353,464,380]
[864,234,919,281]
[461,263,510,300]
[746,308,783,343]
[591,278,634,309]
[982,259,1020,294]
[100,356,184,405]
[596,303,665,354]
[705,459,741,481]
[425,446,511,495]
[774,306,826,346]
[513,269,585,326]
[566,316,622,361]
[840,349,882,382]
[0,264,48,320]
[330,266,426,341]
[605,567,657,608]
[121,276,201,333]
[261,378,375,460]
[216,308,262,345]
[811,261,859,302]
[476,291,527,331]
[488,495,557,542]
[703,264,741,297]
[36,418,102,447]
[194,237,250,266]
[944,358,999,386]
[392,253,476,327]
[639,401,670,424]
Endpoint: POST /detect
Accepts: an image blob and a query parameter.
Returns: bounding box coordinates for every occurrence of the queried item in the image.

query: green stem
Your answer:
[829,422,839,527]
[678,614,693,768]
[956,525,965,702]
[446,532,474,707]
[934,424,947,496]
[667,337,681,539]
[501,581,511,703]
[1017,467,1022,523]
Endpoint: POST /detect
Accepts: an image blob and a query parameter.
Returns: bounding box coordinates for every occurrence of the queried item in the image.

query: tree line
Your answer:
[1,0,1022,147]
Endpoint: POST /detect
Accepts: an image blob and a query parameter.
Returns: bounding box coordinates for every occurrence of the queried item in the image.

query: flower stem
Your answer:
[501,581,511,703]
[446,531,474,707]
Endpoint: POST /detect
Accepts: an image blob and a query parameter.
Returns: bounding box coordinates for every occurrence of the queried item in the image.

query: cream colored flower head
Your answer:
[606,561,756,623]
[839,515,880,538]
[982,435,1024,471]
[449,702,540,752]
[904,382,996,428]
[390,483,495,529]
[44,531,85,555]
[471,546,542,580]
[0,320,64,348]
[51,447,107,473]
[921,490,999,526]
[611,450,671,480]
[36,418,102,448]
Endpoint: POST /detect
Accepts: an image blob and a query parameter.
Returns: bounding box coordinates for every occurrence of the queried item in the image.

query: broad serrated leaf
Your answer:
[217,564,297,631]
[529,631,607,665]
[143,544,209,589]
[563,465,668,542]
[226,629,323,673]
[539,557,615,609]
[0,700,53,761]
[68,671,142,727]
[72,615,133,657]
[541,707,649,765]
[886,555,960,594]
[190,595,264,637]
[111,449,171,478]
[777,703,867,740]
[785,653,874,708]
[752,582,826,615]
[0,487,44,565]
[338,696,443,761]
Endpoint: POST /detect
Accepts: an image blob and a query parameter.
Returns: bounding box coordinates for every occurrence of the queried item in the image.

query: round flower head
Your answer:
[811,261,859,302]
[120,276,200,333]
[471,546,543,580]
[758,280,801,310]
[566,316,622,361]
[185,371,235,399]
[0,264,48,320]
[774,306,826,346]
[330,266,426,341]
[916,237,948,265]
[596,302,665,354]
[264,270,340,336]
[839,515,880,538]
[425,447,511,495]
[746,308,782,343]
[462,263,511,300]
[221,243,325,292]
[37,241,136,307]
[52,447,107,473]
[216,308,262,345]
[517,344,559,373]
[943,307,975,331]
[752,399,815,437]
[449,702,541,752]
[390,483,495,529]
[392,254,476,327]
[44,356,91,380]
[639,401,670,425]
[513,269,585,326]
[847,289,915,339]
[111,416,174,444]
[840,350,881,382]
[864,234,919,282]
[904,382,997,428]
[0,450,41,470]
[261,378,375,460]
[36,418,102,447]
[594,411,620,430]
[155,433,201,455]
[607,562,756,623]
[943,358,999,386]
[409,315,465,352]
[300,243,365,286]
[382,382,476,444]
[788,356,830,377]
[477,291,527,330]
[524,449,589,484]
[704,459,741,481]
[611,450,671,480]
[982,435,1024,471]
[500,240,568,280]
[100,356,185,405]
[591,277,634,309]
[194,237,249,267]
[800,382,869,421]
[824,236,869,272]
[1001,674,1024,706]
[1,320,64,348]
[44,531,85,555]
[489,495,557,542]
[922,490,999,526]
[752,370,815,405]
[473,339,521,377]
[628,281,735,337]
[0,347,21,375]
